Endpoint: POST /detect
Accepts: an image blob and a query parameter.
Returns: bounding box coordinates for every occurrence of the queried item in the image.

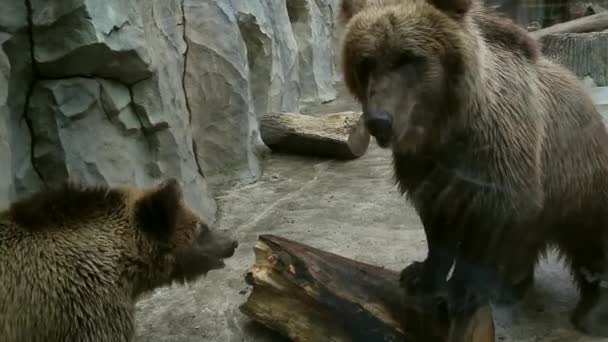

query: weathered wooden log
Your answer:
[531,12,608,38]
[260,111,370,160]
[540,32,608,86]
[240,234,495,342]
[567,2,607,21]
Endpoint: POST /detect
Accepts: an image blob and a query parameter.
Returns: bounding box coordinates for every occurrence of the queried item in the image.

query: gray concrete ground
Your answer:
[134,83,608,342]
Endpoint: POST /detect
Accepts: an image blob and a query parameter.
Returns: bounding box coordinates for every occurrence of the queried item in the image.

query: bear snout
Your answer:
[199,232,239,260]
[365,110,394,147]
[218,240,239,258]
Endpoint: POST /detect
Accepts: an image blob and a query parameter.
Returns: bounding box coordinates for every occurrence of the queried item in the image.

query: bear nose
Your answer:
[231,240,239,249]
[365,110,393,135]
[365,110,393,146]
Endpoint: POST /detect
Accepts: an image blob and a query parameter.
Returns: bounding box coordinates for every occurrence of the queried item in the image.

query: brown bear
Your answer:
[339,0,608,337]
[0,178,238,342]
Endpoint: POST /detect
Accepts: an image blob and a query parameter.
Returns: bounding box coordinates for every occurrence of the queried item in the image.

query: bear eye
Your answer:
[392,52,417,69]
[359,57,375,72]
[356,57,375,87]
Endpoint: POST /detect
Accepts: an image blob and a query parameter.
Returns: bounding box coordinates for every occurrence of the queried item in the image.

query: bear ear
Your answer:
[134,178,183,241]
[427,0,472,19]
[339,0,369,25]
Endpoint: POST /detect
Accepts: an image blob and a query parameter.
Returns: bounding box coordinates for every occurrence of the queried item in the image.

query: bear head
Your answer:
[339,0,477,153]
[131,178,239,288]
[8,178,239,294]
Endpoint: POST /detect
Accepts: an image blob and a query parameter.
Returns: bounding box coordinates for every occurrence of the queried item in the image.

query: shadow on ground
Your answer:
[134,83,606,342]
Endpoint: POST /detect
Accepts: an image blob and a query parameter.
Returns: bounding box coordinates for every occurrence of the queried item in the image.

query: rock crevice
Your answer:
[22,0,44,188]
[180,0,192,124]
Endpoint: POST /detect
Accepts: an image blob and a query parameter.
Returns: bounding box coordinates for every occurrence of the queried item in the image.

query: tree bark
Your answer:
[531,12,608,38]
[240,234,495,342]
[260,111,370,160]
[540,32,608,86]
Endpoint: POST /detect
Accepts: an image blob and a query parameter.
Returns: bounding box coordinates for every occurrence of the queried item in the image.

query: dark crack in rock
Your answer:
[0,0,43,207]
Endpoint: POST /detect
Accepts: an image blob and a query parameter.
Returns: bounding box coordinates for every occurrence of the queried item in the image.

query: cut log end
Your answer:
[239,234,495,342]
[540,32,608,87]
[260,111,371,160]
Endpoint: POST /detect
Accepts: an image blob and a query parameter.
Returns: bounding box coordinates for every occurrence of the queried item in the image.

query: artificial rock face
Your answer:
[1,0,340,220]
[0,178,238,342]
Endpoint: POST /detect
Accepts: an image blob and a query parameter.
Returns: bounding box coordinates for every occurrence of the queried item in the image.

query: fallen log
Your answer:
[567,2,607,21]
[260,111,370,160]
[240,234,495,342]
[531,12,608,39]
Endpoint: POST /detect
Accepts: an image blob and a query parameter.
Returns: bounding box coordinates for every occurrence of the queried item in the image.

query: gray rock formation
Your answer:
[183,0,264,186]
[0,35,11,208]
[0,0,339,222]
[0,0,44,210]
[27,78,150,185]
[30,0,153,84]
[285,0,337,102]
[130,0,217,219]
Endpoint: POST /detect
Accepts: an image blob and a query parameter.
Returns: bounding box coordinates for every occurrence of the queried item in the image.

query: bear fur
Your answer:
[0,178,238,342]
[339,0,608,337]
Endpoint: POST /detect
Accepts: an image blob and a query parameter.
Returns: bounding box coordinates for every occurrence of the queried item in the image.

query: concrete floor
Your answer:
[134,83,608,342]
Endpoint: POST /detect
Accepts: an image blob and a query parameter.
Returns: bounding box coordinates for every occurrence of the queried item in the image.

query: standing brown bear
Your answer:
[0,178,238,342]
[339,0,608,337]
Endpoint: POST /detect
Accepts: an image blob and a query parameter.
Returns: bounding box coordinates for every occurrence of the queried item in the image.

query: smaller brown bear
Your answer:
[0,178,238,342]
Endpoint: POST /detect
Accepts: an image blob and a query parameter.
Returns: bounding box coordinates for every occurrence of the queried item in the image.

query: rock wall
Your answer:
[0,0,339,221]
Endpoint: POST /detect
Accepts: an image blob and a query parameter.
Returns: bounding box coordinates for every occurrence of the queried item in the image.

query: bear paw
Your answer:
[399,261,426,294]
[571,294,608,337]
[494,273,534,307]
